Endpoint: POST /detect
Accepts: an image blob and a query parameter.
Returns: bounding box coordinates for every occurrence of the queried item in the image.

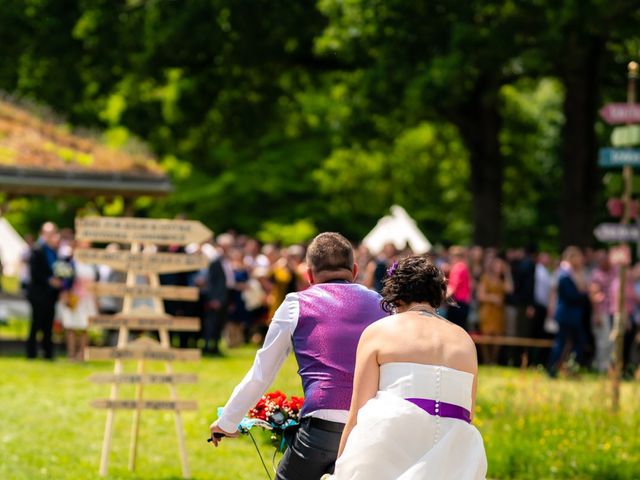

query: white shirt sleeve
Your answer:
[216,293,299,433]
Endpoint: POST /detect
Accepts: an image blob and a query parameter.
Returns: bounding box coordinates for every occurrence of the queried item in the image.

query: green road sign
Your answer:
[611,125,640,147]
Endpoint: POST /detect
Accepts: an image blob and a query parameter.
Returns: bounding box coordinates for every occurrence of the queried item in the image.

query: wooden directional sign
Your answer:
[594,223,640,243]
[611,125,640,147]
[600,103,640,124]
[76,217,212,245]
[92,283,198,301]
[92,399,198,411]
[86,346,201,362]
[89,314,200,331]
[90,373,198,385]
[599,148,640,168]
[75,248,208,273]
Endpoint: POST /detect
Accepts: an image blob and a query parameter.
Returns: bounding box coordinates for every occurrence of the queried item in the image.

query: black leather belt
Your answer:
[301,416,345,433]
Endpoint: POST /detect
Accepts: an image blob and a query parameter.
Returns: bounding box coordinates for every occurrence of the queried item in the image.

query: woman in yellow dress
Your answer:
[477,257,513,364]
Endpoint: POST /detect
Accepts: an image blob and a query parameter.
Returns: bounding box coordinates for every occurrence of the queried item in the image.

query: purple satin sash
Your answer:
[405,397,471,424]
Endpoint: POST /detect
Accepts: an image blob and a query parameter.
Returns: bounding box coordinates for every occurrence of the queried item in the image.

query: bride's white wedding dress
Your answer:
[331,363,487,480]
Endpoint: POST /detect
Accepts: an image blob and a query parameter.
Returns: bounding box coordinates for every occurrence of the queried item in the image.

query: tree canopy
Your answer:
[1,0,639,249]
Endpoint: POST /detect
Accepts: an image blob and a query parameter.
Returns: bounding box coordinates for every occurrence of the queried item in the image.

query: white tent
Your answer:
[0,217,28,276]
[362,205,432,255]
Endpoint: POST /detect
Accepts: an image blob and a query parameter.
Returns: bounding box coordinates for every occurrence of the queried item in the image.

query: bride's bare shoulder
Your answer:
[362,314,402,336]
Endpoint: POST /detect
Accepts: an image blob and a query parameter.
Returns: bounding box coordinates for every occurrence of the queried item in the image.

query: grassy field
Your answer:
[0,346,639,480]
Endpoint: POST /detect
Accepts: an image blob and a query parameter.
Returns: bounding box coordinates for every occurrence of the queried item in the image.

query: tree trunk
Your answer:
[559,33,604,248]
[453,83,503,247]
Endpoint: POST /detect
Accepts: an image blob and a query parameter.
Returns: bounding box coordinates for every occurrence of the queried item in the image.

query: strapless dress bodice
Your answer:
[379,362,474,411]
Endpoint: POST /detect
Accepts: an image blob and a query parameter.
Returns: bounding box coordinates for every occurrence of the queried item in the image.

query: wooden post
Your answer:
[128,357,144,471]
[99,242,140,476]
[149,271,191,478]
[611,61,638,412]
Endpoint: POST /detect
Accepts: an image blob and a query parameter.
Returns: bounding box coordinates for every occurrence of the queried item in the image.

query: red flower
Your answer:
[286,396,304,415]
[248,391,304,424]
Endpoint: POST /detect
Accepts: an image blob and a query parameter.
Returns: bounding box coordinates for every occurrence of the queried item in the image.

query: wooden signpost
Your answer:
[76,216,212,245]
[593,223,640,243]
[75,248,208,273]
[91,283,198,301]
[89,314,200,331]
[600,102,640,124]
[611,125,640,147]
[597,61,638,411]
[598,148,640,168]
[79,216,212,477]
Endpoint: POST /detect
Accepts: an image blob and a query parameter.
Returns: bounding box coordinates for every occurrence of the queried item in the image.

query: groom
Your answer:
[210,232,386,479]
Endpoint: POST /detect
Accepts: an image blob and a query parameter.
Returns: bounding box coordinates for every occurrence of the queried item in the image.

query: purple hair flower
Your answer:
[386,260,398,278]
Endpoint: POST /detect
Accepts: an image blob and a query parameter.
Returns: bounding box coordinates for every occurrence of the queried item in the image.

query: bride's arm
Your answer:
[337,326,380,458]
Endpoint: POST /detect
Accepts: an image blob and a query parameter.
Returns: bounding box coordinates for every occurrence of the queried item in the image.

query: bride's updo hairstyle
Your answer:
[380,256,448,314]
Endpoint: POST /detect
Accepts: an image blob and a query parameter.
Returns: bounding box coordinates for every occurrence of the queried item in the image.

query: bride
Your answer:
[327,256,487,479]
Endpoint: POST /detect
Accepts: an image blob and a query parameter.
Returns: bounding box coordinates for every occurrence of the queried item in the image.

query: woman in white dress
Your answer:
[60,241,97,361]
[329,256,487,480]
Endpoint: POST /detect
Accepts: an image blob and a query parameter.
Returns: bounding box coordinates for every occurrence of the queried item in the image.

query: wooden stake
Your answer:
[98,242,140,476]
[150,269,191,479]
[128,358,144,471]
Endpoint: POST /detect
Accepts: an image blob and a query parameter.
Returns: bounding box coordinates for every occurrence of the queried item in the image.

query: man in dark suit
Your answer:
[26,222,61,359]
[202,235,233,355]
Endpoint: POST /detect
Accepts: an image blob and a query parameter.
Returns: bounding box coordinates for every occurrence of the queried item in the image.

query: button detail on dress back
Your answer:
[434,366,442,443]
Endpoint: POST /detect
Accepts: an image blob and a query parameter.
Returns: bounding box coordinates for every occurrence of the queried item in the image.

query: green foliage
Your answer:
[313,122,471,243]
[257,219,317,246]
[1,1,640,247]
[500,78,564,250]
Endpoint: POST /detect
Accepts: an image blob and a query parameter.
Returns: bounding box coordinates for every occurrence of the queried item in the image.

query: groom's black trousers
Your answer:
[276,417,344,480]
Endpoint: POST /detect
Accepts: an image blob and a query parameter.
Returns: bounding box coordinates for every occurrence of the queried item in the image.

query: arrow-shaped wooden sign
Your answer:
[89,373,198,384]
[89,314,200,331]
[593,223,640,243]
[91,399,198,410]
[75,248,208,273]
[91,283,198,301]
[599,148,640,168]
[76,217,212,245]
[600,103,640,124]
[85,340,201,361]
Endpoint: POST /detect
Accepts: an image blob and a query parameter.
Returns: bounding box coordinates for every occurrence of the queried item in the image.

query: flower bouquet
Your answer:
[53,260,77,309]
[248,391,303,449]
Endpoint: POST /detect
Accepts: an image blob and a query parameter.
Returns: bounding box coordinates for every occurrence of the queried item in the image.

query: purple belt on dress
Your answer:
[405,398,471,424]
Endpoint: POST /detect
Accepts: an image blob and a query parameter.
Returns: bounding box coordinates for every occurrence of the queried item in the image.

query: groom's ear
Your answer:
[352,263,358,281]
[307,267,315,285]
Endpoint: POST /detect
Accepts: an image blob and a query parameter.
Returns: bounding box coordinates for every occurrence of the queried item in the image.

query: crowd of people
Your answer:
[15,221,640,377]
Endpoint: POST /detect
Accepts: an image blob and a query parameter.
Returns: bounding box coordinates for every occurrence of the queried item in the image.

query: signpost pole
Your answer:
[611,61,638,412]
[150,270,191,478]
[128,355,144,471]
[99,242,139,476]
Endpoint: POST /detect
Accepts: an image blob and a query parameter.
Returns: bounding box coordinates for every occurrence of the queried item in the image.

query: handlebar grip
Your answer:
[207,433,225,442]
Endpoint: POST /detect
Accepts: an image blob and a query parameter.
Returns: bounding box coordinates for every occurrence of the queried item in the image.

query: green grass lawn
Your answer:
[0,346,638,480]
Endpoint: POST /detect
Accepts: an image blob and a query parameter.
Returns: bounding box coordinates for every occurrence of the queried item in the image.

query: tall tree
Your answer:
[316,0,545,246]
[532,1,640,247]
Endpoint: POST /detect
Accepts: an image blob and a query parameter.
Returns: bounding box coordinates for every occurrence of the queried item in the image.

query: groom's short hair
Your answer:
[306,232,354,273]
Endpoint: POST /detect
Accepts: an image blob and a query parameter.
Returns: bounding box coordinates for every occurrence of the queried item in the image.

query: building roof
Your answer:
[0,99,171,197]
